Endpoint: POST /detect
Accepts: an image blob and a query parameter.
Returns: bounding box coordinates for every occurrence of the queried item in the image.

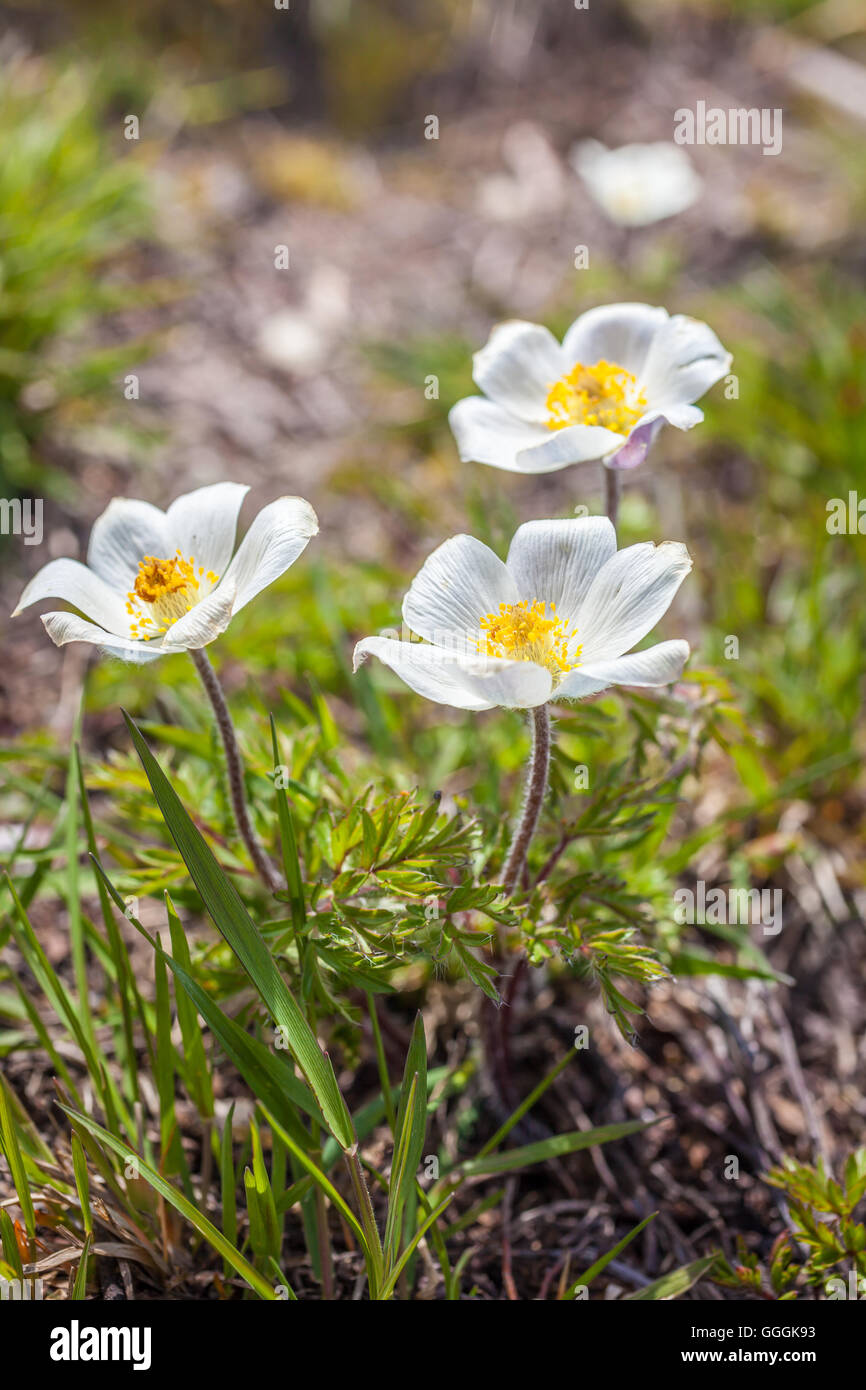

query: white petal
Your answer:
[402,535,517,646]
[87,499,170,592]
[41,612,163,663]
[513,422,627,471]
[579,639,690,686]
[449,398,621,472]
[552,669,612,701]
[449,397,552,470]
[638,315,731,407]
[506,517,617,623]
[165,482,250,577]
[657,402,704,430]
[13,558,131,635]
[471,320,566,422]
[222,497,318,615]
[572,141,702,227]
[576,542,692,662]
[161,582,238,651]
[561,303,670,376]
[353,636,551,710]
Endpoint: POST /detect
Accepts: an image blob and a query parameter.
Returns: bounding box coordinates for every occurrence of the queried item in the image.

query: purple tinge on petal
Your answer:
[604,415,666,471]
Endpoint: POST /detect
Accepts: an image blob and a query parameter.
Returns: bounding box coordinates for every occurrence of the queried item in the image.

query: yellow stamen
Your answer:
[127,551,218,641]
[545,359,647,434]
[477,599,581,682]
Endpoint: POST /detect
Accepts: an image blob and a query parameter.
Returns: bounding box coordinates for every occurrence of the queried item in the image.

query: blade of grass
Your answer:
[0,1073,36,1243]
[123,712,355,1152]
[623,1254,717,1300]
[71,1233,93,1300]
[454,1119,657,1179]
[564,1212,657,1298]
[60,1105,277,1300]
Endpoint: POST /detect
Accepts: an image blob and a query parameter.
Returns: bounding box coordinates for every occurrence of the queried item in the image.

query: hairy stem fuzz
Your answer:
[190,647,281,894]
[501,702,551,896]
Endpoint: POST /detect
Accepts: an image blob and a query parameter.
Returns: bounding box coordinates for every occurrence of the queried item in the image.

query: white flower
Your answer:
[353,516,691,711]
[13,483,318,662]
[572,140,702,228]
[448,303,731,474]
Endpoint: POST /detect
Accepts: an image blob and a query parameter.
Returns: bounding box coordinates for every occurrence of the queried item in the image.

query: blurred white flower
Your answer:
[572,140,703,227]
[449,303,731,473]
[13,483,318,661]
[257,265,351,374]
[476,121,565,222]
[354,515,691,710]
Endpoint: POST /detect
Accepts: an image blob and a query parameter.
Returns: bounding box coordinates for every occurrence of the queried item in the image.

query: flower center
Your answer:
[545,359,647,434]
[477,600,581,682]
[126,551,218,641]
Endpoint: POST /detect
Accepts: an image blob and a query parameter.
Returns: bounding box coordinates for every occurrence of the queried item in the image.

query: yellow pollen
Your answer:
[477,600,581,681]
[545,359,647,434]
[127,551,218,641]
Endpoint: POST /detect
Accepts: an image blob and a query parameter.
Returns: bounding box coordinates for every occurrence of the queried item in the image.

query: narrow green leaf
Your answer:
[0,1078,35,1239]
[71,1233,92,1300]
[379,1190,455,1301]
[220,1104,238,1272]
[157,944,318,1145]
[565,1212,657,1297]
[123,712,355,1151]
[456,1119,655,1178]
[250,1118,281,1262]
[384,1012,427,1262]
[258,1105,366,1249]
[623,1254,717,1300]
[0,1208,24,1279]
[60,1105,277,1300]
[71,1134,92,1238]
[165,894,214,1118]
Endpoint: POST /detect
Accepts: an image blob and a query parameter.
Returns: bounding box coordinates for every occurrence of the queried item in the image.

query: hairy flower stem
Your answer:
[190,648,281,894]
[604,465,621,531]
[501,703,551,896]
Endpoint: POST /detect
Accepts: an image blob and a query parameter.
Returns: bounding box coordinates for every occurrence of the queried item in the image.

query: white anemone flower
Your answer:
[572,140,702,228]
[13,482,318,662]
[449,303,731,474]
[354,516,691,711]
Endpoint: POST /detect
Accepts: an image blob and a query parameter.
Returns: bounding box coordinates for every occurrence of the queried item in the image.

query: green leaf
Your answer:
[156,943,318,1146]
[0,1077,36,1239]
[71,1234,92,1300]
[71,1133,92,1238]
[249,1118,282,1261]
[565,1213,657,1297]
[165,894,214,1119]
[384,1012,428,1263]
[623,1254,717,1300]
[455,1119,655,1178]
[122,712,355,1152]
[60,1105,277,1301]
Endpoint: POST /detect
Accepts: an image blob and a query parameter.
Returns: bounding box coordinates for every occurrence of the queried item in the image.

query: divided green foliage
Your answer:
[713,1150,866,1298]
